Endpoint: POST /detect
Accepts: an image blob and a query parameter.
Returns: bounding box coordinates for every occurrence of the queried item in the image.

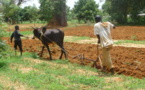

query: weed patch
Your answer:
[114,40,145,45]
[64,36,91,42]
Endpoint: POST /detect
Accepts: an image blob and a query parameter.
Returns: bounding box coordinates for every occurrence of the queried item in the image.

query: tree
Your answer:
[17,0,28,6]
[66,6,75,21]
[103,0,145,24]
[73,0,99,23]
[21,6,39,22]
[129,0,145,24]
[0,0,30,24]
[0,0,28,6]
[39,0,67,26]
[103,0,128,24]
[2,1,21,24]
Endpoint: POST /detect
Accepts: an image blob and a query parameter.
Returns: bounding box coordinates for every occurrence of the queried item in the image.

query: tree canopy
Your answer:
[0,0,39,24]
[1,0,145,25]
[103,0,145,24]
[73,0,99,23]
[39,0,67,26]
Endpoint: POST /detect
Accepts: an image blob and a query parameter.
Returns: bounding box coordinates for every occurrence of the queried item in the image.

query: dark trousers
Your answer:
[14,40,22,52]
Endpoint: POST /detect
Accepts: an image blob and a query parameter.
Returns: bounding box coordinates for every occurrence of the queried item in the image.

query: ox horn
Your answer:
[31,26,35,29]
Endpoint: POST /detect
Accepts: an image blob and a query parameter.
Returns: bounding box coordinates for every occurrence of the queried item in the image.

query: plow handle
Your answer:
[93,44,103,69]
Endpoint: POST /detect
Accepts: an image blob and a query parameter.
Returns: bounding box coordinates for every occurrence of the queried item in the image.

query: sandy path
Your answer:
[64,36,145,48]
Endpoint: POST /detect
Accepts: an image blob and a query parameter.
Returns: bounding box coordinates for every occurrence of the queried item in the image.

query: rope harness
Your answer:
[40,31,43,41]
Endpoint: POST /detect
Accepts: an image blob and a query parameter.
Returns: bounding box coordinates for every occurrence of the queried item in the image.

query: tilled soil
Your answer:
[4,37,145,79]
[62,26,145,40]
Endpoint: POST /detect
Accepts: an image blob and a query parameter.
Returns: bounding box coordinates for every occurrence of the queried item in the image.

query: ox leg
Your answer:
[59,45,67,60]
[58,44,63,59]
[63,47,67,59]
[59,49,63,59]
[40,46,45,57]
[45,45,52,60]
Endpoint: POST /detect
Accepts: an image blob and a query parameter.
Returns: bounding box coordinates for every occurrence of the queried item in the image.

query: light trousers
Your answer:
[101,45,114,70]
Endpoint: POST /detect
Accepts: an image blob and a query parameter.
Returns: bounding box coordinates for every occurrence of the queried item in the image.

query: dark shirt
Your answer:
[11,30,23,41]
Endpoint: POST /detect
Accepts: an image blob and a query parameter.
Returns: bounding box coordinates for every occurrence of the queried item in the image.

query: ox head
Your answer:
[31,27,41,39]
[31,26,47,39]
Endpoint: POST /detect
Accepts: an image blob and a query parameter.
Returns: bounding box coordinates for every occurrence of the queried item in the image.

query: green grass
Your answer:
[20,21,47,24]
[67,20,81,27]
[4,31,32,37]
[0,51,145,89]
[67,19,93,27]
[114,40,145,45]
[21,31,33,36]
[64,36,91,42]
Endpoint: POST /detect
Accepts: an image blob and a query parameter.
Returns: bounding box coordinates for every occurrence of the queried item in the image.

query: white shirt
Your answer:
[94,21,114,47]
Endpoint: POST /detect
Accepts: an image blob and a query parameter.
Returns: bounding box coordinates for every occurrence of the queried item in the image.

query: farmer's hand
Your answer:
[32,36,35,39]
[24,36,29,39]
[26,36,29,39]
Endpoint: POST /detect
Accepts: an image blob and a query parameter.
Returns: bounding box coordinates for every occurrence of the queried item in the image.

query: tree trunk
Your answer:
[55,8,67,26]
[47,0,67,27]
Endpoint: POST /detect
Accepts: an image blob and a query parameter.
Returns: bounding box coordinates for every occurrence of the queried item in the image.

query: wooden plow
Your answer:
[72,53,102,69]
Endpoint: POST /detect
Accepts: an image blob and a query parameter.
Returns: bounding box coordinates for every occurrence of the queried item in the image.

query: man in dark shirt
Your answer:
[11,25,24,56]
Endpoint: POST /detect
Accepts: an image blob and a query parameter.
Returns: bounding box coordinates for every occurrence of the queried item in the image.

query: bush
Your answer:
[0,19,9,58]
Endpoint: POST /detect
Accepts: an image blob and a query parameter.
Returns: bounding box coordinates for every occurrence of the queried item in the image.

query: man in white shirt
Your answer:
[94,15,115,74]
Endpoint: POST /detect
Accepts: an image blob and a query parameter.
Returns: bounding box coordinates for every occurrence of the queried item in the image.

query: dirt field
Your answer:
[62,26,145,40]
[4,25,145,79]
